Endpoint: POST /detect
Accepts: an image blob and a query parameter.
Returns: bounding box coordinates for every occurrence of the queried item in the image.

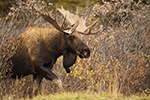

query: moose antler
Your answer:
[57,6,101,35]
[34,5,79,34]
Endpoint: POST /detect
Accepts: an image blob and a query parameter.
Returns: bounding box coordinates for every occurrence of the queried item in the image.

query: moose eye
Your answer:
[68,35,75,40]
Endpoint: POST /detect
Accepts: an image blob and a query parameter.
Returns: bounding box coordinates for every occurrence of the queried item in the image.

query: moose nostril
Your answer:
[85,48,90,52]
[83,48,90,57]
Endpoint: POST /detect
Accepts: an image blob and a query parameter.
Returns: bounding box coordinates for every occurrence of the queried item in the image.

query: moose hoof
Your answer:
[53,79,65,92]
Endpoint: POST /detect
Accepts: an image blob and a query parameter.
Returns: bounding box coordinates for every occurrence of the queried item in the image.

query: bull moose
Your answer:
[8,5,100,94]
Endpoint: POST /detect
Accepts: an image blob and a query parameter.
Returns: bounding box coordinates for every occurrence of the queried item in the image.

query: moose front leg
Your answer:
[38,66,64,92]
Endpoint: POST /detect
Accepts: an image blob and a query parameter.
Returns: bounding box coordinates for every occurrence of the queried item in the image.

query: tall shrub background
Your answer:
[0,0,150,99]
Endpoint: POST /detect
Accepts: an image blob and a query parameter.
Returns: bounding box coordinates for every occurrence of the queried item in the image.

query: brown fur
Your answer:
[9,25,90,94]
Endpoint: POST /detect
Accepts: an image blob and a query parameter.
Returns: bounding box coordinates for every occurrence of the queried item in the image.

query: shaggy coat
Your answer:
[9,25,90,94]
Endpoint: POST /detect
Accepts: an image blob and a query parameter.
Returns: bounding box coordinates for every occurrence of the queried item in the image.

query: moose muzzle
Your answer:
[78,47,90,58]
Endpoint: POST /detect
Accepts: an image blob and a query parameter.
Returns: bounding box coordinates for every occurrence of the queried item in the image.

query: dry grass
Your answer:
[3,92,150,100]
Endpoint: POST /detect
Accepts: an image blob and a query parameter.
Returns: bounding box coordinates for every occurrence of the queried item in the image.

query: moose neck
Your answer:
[42,28,67,59]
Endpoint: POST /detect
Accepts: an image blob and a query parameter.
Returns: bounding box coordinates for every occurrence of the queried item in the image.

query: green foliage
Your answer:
[0,0,102,17]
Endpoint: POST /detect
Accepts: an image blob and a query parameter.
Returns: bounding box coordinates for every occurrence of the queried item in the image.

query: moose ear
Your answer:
[63,51,77,73]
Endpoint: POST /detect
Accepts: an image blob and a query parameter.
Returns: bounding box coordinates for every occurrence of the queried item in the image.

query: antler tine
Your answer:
[54,10,57,21]
[88,26,102,35]
[76,7,78,15]
[34,5,64,32]
[70,20,79,32]
[86,18,99,30]
[63,20,79,34]
[80,18,100,35]
[61,15,67,29]
[84,8,92,24]
[79,26,101,35]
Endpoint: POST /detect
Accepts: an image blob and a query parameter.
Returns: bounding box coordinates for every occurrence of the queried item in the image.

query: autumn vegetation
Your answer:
[0,0,150,99]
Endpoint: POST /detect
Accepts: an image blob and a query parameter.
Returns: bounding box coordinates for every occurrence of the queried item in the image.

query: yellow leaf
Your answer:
[109,35,114,39]
[79,76,82,79]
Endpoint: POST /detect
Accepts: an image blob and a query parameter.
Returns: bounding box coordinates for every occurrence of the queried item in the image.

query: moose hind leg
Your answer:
[33,75,43,96]
[53,78,64,92]
[39,66,64,92]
